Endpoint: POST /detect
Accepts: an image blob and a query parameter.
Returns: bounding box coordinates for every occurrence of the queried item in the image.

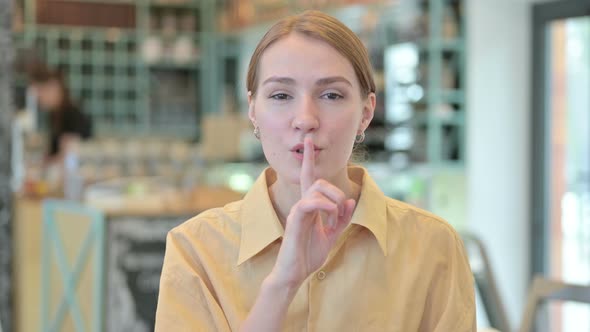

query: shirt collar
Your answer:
[238,168,284,266]
[348,166,388,255]
[237,166,388,266]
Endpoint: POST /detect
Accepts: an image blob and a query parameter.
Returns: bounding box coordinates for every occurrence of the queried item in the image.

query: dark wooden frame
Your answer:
[0,0,14,330]
[530,0,590,278]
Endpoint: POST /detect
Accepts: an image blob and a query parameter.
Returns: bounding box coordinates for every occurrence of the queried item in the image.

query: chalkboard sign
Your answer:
[106,216,187,332]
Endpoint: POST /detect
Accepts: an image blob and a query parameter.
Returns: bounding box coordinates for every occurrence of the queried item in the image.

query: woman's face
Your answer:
[33,79,63,111]
[248,33,375,185]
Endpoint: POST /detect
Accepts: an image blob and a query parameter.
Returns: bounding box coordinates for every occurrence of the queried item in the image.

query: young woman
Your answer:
[28,64,92,161]
[156,10,475,332]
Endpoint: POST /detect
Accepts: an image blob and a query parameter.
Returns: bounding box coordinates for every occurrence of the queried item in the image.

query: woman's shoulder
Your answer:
[61,104,92,138]
[384,197,463,245]
[170,199,245,239]
[163,200,246,264]
[162,199,246,277]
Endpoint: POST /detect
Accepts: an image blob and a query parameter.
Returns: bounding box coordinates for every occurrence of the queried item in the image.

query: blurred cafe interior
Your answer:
[0,0,589,331]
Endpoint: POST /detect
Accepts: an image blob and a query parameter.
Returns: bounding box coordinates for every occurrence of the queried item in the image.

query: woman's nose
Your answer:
[292,98,319,133]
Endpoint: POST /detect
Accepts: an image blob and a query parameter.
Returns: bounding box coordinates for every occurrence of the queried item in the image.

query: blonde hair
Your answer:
[246,10,376,98]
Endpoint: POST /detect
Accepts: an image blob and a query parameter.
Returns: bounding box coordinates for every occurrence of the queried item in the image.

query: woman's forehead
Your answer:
[257,33,357,84]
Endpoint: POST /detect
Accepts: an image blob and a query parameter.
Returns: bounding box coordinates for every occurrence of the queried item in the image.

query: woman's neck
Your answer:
[268,167,361,226]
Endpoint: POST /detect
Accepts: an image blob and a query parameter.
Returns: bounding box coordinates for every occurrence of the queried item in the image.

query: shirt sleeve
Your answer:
[420,231,477,332]
[155,230,231,332]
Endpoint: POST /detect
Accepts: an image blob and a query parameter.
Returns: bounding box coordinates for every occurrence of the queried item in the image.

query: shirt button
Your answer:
[317,270,326,280]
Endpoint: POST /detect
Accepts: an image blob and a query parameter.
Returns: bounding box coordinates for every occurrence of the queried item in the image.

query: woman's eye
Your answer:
[322,92,344,100]
[270,93,291,100]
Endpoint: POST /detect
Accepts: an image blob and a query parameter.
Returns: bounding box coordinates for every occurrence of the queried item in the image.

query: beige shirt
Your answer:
[155,167,476,331]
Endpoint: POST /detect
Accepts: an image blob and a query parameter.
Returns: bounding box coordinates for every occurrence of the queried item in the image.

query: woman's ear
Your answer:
[247,91,256,126]
[359,92,376,132]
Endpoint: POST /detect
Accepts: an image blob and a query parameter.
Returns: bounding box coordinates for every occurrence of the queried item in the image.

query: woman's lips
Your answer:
[290,144,321,160]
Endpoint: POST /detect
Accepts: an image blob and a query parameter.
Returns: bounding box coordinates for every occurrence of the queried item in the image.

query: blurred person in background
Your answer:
[28,63,92,163]
[156,10,475,332]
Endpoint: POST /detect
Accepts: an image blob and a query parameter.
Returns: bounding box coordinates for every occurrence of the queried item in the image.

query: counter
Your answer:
[13,186,243,332]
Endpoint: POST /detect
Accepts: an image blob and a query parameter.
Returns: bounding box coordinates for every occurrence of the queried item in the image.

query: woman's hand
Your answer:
[269,135,356,288]
[240,135,356,332]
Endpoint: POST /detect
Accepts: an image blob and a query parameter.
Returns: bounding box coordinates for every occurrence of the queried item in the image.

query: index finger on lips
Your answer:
[300,134,315,197]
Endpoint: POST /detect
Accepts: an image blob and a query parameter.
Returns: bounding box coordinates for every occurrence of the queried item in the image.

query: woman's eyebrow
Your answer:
[315,76,352,87]
[262,76,352,87]
[262,76,296,86]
